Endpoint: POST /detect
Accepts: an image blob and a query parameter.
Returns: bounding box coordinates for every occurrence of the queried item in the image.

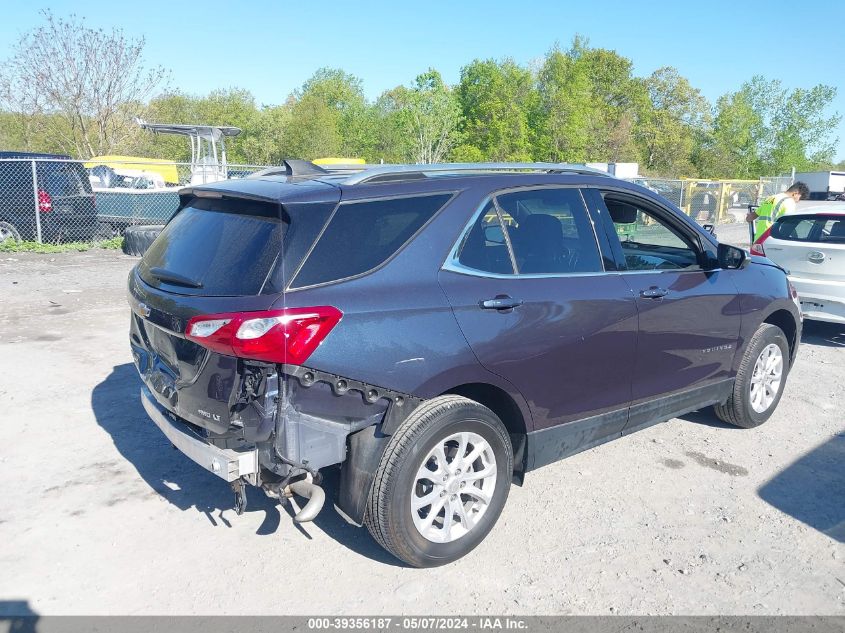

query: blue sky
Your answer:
[2,0,844,160]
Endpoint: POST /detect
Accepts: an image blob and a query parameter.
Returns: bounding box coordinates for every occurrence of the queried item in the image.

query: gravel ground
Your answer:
[0,245,842,617]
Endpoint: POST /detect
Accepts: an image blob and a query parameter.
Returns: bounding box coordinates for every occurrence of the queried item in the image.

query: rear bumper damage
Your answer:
[135,354,422,523]
[141,386,258,483]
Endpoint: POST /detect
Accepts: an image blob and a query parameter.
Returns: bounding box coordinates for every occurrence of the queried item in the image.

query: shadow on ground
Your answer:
[678,408,736,429]
[91,363,400,566]
[758,434,845,543]
[801,320,845,348]
[0,601,38,633]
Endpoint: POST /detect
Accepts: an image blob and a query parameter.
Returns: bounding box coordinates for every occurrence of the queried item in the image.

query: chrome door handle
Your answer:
[480,295,523,311]
[640,287,668,299]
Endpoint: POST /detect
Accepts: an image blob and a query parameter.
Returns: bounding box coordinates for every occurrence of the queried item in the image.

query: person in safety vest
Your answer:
[746,182,809,244]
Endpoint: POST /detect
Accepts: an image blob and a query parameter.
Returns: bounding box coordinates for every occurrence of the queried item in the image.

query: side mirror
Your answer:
[717,243,749,269]
[607,201,638,224]
[702,223,716,236]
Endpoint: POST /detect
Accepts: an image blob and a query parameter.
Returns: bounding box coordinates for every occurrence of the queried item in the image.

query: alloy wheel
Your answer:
[749,343,783,413]
[410,431,498,544]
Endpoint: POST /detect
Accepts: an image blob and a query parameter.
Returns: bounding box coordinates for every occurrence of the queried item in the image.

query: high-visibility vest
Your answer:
[753,193,792,242]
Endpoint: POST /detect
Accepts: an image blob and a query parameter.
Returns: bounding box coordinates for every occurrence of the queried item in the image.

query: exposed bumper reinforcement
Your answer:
[141,387,258,483]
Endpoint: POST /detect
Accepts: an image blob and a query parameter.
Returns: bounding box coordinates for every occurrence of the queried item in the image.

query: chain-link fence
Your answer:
[0,157,797,245]
[0,158,270,244]
[759,176,795,199]
[628,177,793,225]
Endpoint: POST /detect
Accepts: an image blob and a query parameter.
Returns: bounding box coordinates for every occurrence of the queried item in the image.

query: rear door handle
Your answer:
[640,287,668,299]
[480,295,523,311]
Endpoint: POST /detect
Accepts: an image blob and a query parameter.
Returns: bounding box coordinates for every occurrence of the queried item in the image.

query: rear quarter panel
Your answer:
[276,184,535,431]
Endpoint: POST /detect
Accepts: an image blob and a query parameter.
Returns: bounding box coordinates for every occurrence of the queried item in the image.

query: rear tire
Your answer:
[122,224,163,256]
[0,222,21,244]
[714,323,790,428]
[365,395,512,568]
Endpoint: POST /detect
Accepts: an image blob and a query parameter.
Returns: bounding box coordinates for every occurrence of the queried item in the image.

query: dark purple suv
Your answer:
[128,162,802,567]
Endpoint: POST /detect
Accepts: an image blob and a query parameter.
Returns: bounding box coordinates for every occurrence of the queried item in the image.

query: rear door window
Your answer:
[291,193,452,289]
[456,188,603,275]
[138,198,285,296]
[496,188,603,273]
[772,214,845,244]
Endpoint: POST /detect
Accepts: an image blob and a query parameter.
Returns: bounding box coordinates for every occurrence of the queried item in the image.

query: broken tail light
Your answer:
[185,306,342,365]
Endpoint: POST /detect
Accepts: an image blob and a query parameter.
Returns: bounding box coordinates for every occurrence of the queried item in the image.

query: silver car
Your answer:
[761,203,845,324]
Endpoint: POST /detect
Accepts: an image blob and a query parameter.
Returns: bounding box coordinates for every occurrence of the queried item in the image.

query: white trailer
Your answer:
[795,171,845,200]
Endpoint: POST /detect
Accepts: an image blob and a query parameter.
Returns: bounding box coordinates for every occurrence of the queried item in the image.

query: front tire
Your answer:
[714,323,790,428]
[365,395,513,567]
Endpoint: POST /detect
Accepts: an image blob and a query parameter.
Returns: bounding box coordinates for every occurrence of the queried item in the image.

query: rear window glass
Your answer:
[772,214,845,244]
[138,198,285,296]
[291,193,452,288]
[38,162,89,195]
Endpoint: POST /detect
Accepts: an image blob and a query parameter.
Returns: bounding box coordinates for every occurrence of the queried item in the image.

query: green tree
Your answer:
[535,44,591,162]
[282,67,377,160]
[694,90,764,178]
[454,58,535,161]
[375,70,461,164]
[534,38,641,163]
[283,93,343,160]
[769,83,840,172]
[0,11,166,158]
[695,77,840,177]
[635,67,709,176]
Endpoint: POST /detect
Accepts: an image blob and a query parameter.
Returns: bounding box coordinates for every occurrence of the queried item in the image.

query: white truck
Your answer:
[795,171,845,200]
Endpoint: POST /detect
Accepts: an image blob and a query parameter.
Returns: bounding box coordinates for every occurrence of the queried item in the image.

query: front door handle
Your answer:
[640,287,668,299]
[480,295,523,311]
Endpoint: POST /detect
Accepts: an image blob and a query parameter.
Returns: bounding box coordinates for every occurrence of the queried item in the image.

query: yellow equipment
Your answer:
[313,157,366,166]
[84,156,180,185]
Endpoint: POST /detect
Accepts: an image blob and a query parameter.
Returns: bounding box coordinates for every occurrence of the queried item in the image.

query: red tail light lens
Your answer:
[750,227,770,256]
[37,189,52,213]
[185,306,342,365]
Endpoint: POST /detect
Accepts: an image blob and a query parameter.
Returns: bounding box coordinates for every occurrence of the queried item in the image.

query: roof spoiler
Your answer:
[247,160,330,179]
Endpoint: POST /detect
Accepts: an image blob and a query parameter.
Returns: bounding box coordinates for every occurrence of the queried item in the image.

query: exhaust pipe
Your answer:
[288,477,326,523]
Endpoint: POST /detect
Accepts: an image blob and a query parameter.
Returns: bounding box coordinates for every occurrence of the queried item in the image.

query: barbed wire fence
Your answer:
[0,158,797,245]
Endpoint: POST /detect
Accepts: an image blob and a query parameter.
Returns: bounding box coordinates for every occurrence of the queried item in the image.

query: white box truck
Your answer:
[795,171,845,200]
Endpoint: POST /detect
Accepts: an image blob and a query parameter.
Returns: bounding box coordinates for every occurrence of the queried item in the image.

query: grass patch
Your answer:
[0,237,123,253]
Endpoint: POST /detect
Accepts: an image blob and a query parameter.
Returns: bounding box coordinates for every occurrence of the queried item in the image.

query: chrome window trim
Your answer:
[613,268,710,276]
[441,184,607,280]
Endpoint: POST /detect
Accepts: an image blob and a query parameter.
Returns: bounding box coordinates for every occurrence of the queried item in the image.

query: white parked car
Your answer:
[754,204,845,323]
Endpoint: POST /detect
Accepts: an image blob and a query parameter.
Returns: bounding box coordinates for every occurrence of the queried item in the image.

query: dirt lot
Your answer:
[0,248,843,616]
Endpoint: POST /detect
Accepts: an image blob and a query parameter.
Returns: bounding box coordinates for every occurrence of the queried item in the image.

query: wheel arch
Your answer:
[439,382,530,480]
[338,381,531,526]
[762,308,799,364]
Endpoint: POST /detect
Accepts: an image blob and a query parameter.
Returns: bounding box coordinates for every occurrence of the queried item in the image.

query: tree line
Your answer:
[1,14,841,178]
